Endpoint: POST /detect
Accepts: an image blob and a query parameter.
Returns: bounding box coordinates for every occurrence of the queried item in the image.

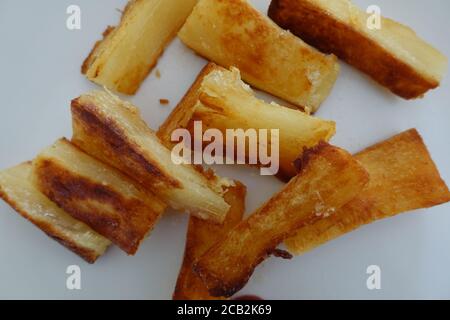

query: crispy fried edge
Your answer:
[82,0,196,95]
[268,0,441,99]
[172,182,246,300]
[158,62,335,181]
[193,143,369,297]
[285,129,450,255]
[71,96,182,190]
[0,162,108,263]
[32,139,165,255]
[157,62,220,146]
[179,0,339,112]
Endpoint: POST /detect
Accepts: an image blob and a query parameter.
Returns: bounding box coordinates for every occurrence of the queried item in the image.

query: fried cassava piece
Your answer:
[0,162,111,263]
[82,0,199,94]
[32,139,166,255]
[71,90,230,223]
[194,143,369,297]
[286,129,450,254]
[172,182,246,300]
[268,0,448,99]
[178,0,340,113]
[158,63,336,179]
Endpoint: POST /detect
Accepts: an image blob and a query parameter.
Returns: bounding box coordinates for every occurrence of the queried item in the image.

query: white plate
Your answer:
[0,0,449,299]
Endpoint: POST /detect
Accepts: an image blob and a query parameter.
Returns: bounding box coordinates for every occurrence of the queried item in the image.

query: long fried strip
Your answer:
[268,0,448,99]
[178,0,339,112]
[159,63,336,179]
[173,182,246,300]
[0,162,111,263]
[71,90,230,223]
[285,129,450,254]
[32,139,166,255]
[82,0,198,94]
[194,143,369,297]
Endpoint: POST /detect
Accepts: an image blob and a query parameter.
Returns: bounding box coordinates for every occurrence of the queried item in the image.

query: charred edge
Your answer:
[0,187,100,263]
[35,159,142,255]
[81,26,116,75]
[268,0,437,99]
[293,141,330,173]
[193,263,252,298]
[71,99,181,189]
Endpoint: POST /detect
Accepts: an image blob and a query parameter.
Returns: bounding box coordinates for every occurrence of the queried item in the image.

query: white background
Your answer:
[0,0,449,299]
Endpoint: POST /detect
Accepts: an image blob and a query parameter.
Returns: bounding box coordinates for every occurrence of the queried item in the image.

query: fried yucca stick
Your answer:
[82,0,198,94]
[32,139,166,255]
[71,90,230,223]
[194,143,369,297]
[269,0,448,99]
[173,182,246,300]
[157,101,246,300]
[158,63,336,179]
[178,0,340,113]
[0,162,111,263]
[286,129,450,254]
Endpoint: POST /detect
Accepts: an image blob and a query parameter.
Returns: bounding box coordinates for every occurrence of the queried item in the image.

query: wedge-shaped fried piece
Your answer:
[286,129,450,254]
[159,63,336,179]
[194,143,369,297]
[269,0,448,99]
[82,0,199,94]
[173,182,246,300]
[71,90,230,223]
[32,139,166,255]
[0,162,111,263]
[178,0,339,112]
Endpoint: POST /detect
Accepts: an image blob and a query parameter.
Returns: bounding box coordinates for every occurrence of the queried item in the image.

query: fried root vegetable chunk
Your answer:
[268,0,448,99]
[159,63,336,179]
[32,139,166,255]
[71,90,230,223]
[82,0,199,94]
[285,129,450,254]
[0,162,111,263]
[178,0,339,113]
[194,143,369,297]
[173,182,246,300]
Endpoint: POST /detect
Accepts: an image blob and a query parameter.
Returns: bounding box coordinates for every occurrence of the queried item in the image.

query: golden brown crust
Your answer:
[33,140,165,255]
[268,0,443,99]
[157,63,219,147]
[194,143,369,297]
[285,129,450,254]
[71,91,230,223]
[82,0,198,95]
[71,98,181,189]
[81,26,116,75]
[173,182,246,300]
[0,162,110,263]
[0,185,100,264]
[158,63,336,179]
[178,0,339,112]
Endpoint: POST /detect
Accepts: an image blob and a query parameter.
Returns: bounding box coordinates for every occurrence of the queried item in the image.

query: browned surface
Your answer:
[0,162,109,263]
[82,0,198,95]
[194,143,369,297]
[173,182,246,300]
[33,141,165,255]
[157,63,218,147]
[71,98,182,190]
[178,0,339,112]
[268,0,439,99]
[286,129,450,254]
